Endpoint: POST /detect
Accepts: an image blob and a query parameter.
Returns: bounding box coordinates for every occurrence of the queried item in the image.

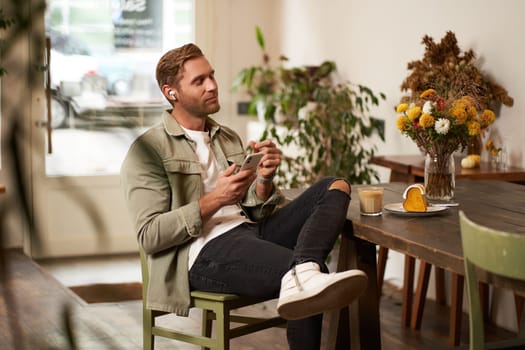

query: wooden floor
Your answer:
[0,249,519,349]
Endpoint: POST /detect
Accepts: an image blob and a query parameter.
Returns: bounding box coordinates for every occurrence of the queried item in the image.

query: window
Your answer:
[44,0,194,176]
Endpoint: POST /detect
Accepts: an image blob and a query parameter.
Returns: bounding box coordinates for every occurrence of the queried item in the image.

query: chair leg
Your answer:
[202,309,213,350]
[143,307,154,350]
[401,255,415,327]
[377,246,389,294]
[215,304,229,350]
[410,261,432,330]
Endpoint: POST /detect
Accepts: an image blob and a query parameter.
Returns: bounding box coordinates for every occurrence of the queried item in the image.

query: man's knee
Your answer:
[328,179,350,195]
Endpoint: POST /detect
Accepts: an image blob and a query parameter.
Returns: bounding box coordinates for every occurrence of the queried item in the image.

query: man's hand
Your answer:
[248,140,281,201]
[248,140,281,179]
[216,163,257,204]
[199,163,256,221]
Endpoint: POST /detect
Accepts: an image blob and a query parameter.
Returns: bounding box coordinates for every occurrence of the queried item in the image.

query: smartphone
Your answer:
[235,152,264,173]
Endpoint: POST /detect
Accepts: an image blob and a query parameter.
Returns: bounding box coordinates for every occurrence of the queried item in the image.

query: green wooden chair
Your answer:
[139,249,286,350]
[459,211,525,350]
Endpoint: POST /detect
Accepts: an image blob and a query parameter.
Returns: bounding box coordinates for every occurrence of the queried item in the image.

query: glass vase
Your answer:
[424,153,455,201]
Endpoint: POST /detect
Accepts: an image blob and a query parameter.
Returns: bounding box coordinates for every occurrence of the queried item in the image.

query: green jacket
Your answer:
[121,111,283,315]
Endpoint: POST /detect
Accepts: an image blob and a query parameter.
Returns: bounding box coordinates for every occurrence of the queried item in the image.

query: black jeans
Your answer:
[189,177,351,350]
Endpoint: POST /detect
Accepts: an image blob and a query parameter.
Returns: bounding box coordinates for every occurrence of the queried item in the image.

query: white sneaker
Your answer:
[276,262,368,320]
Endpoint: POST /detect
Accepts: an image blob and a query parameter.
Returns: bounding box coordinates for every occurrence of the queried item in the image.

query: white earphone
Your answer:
[169,90,176,100]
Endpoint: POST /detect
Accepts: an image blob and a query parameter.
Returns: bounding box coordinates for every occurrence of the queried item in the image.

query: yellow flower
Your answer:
[485,137,502,156]
[449,103,468,124]
[396,90,500,157]
[396,103,409,113]
[407,106,422,121]
[485,139,494,151]
[419,113,435,128]
[396,115,409,131]
[420,89,437,98]
[467,105,478,119]
[479,109,496,127]
[467,121,481,136]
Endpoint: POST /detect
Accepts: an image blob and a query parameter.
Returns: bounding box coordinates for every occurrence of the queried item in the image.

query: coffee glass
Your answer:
[357,187,384,216]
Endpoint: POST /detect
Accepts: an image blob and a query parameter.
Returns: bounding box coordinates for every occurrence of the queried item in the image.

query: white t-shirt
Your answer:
[183,127,250,268]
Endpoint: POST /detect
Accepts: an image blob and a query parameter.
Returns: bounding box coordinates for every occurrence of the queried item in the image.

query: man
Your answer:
[121,43,367,349]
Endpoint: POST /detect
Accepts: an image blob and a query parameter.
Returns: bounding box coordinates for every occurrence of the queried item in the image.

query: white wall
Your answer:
[198,0,281,144]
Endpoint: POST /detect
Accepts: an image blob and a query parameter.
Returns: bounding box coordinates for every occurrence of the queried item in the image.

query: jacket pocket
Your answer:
[163,159,202,203]
[164,158,201,175]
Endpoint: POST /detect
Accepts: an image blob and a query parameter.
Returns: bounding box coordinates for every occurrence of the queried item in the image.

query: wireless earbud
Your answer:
[169,91,176,100]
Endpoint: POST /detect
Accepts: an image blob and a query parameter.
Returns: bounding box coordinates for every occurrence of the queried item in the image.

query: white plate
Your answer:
[384,202,448,217]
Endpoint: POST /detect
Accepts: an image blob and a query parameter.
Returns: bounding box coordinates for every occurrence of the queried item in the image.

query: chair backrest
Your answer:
[459,210,525,350]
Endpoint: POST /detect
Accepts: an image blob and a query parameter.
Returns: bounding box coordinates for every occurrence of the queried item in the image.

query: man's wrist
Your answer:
[257,174,275,184]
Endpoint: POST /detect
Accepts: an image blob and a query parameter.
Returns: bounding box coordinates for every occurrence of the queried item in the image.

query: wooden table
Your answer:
[372,155,525,184]
[372,154,525,344]
[286,180,525,349]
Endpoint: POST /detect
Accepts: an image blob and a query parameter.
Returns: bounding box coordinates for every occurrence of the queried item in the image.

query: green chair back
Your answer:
[459,210,525,350]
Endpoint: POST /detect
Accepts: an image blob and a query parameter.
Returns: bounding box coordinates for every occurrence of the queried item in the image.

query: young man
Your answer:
[121,43,367,349]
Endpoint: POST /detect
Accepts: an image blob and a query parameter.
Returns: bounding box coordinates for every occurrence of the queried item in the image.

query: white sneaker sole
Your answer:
[276,270,368,320]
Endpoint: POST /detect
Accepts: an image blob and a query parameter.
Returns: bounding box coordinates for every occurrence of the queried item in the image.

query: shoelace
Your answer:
[291,266,304,292]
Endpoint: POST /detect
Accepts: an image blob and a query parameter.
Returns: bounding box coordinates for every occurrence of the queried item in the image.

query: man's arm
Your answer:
[121,138,204,254]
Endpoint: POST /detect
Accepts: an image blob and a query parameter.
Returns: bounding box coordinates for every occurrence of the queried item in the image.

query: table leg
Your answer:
[325,231,353,350]
[333,223,381,350]
[479,282,490,322]
[410,261,432,330]
[435,267,446,306]
[377,246,388,294]
[449,273,464,346]
[401,255,415,327]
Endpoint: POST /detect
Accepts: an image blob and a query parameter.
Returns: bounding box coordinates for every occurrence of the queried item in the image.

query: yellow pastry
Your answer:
[402,183,428,212]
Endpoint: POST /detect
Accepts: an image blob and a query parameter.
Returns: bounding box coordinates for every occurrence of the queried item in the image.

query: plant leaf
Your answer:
[255,26,265,50]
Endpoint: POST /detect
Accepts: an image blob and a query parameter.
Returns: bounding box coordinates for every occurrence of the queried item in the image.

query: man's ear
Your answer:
[161,85,177,101]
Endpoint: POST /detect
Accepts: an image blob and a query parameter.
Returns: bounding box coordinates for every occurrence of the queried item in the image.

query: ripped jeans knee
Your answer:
[328,178,350,196]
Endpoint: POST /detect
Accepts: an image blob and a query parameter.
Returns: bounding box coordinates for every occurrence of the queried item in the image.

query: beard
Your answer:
[179,96,220,118]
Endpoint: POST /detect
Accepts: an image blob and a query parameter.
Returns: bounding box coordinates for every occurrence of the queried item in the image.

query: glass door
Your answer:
[28,0,195,258]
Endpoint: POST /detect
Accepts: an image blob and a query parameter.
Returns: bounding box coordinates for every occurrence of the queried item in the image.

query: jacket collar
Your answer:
[162,110,221,138]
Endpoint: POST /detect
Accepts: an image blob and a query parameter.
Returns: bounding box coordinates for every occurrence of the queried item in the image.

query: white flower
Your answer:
[422,100,434,115]
[435,118,450,134]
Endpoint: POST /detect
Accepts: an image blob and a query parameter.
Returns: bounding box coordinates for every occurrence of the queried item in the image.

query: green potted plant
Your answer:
[231,26,288,123]
[264,70,386,188]
[233,27,386,188]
